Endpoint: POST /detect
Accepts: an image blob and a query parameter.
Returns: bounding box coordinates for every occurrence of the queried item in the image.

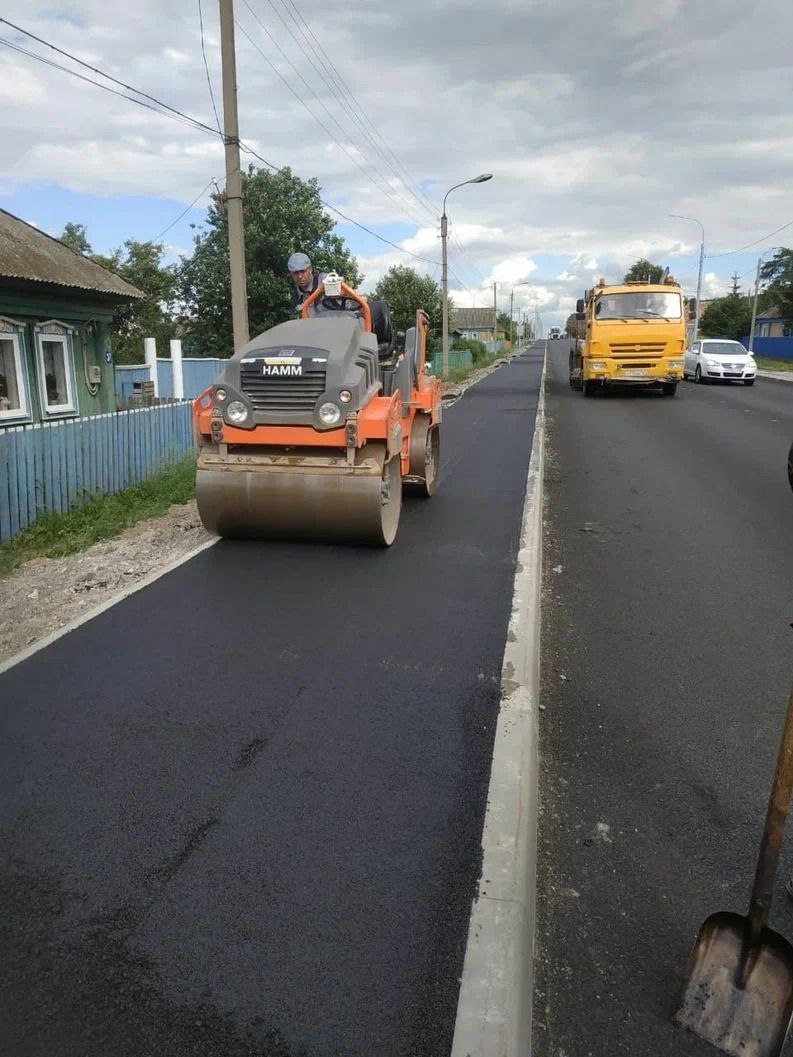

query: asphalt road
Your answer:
[0,347,543,1057]
[535,342,793,1056]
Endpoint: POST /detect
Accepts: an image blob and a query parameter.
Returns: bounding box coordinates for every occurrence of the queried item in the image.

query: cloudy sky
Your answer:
[1,0,792,330]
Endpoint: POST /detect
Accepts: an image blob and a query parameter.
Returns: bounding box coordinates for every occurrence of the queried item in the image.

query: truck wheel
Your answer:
[788,441,793,493]
[583,380,597,398]
[662,383,678,397]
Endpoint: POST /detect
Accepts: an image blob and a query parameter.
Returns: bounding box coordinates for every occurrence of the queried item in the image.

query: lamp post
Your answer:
[510,281,532,348]
[748,246,781,353]
[670,213,705,344]
[441,173,493,378]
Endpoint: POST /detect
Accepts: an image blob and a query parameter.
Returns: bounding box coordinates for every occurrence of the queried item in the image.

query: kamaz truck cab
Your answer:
[569,276,686,397]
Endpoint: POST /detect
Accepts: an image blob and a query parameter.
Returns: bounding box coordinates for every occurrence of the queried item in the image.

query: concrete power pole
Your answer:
[441,212,449,378]
[493,282,497,343]
[218,0,250,351]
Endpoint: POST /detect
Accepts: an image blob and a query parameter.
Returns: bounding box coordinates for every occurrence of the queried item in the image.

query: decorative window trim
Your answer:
[0,317,31,424]
[35,322,78,417]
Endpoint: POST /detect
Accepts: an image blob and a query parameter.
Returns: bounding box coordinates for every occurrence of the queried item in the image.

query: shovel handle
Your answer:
[747,681,793,940]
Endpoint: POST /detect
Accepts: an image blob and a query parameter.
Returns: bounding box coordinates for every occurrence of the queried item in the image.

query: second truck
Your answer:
[569,276,686,397]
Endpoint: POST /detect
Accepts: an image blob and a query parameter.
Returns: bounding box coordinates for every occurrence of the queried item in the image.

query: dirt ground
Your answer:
[0,357,513,667]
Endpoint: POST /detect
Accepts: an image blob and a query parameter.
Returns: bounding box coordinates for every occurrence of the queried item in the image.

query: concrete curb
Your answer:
[451,343,546,1057]
[0,537,217,677]
[757,370,793,383]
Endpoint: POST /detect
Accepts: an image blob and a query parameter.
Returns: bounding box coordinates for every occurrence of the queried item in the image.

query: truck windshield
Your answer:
[594,292,682,320]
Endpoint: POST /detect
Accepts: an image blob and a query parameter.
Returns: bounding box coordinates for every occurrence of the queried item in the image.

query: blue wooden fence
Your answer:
[0,403,194,542]
[740,336,793,361]
[115,358,227,401]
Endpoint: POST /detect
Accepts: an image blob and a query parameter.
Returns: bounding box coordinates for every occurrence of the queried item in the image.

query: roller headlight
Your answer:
[339,389,352,403]
[226,400,249,424]
[318,401,341,426]
[215,388,227,401]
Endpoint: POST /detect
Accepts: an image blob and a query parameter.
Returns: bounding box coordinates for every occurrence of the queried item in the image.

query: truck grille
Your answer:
[240,363,326,412]
[609,342,666,359]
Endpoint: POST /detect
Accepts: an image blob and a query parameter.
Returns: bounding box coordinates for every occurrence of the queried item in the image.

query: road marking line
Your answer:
[0,538,217,677]
[451,342,546,1057]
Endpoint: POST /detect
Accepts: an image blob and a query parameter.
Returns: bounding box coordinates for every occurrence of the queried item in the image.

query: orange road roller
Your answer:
[193,274,442,545]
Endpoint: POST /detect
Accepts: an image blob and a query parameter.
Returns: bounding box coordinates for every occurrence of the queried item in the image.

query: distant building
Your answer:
[752,305,792,339]
[450,307,500,341]
[0,209,142,426]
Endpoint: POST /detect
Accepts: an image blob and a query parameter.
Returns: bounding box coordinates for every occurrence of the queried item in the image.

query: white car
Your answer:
[683,339,757,386]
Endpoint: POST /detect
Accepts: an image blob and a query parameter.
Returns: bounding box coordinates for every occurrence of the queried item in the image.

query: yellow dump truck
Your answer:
[569,277,686,397]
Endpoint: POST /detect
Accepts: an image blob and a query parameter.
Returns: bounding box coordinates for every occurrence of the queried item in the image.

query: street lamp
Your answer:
[441,173,493,377]
[669,213,705,344]
[748,246,782,353]
[510,281,532,348]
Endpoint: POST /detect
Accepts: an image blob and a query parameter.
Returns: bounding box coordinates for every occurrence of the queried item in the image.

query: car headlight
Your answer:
[705,359,721,368]
[226,400,249,424]
[318,401,341,426]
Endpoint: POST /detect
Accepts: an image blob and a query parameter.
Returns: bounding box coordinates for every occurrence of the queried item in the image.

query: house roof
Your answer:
[0,209,143,300]
[756,305,783,320]
[450,307,495,330]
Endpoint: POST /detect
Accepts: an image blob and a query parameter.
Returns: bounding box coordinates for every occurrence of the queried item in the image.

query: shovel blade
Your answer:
[676,912,793,1057]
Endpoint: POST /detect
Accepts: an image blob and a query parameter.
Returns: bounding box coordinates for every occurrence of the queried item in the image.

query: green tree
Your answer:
[60,224,178,363]
[700,295,757,342]
[760,247,793,326]
[623,258,666,284]
[59,222,92,256]
[564,312,577,337]
[372,265,443,335]
[496,311,512,339]
[93,241,178,364]
[178,165,360,356]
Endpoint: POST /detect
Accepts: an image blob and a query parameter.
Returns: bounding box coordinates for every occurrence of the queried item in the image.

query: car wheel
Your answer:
[744,379,755,386]
[788,441,793,493]
[695,365,706,384]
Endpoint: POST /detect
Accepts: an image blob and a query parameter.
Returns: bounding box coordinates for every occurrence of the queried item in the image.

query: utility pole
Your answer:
[218,0,249,351]
[731,272,740,296]
[441,212,449,377]
[493,281,497,343]
[749,256,762,354]
[509,288,514,347]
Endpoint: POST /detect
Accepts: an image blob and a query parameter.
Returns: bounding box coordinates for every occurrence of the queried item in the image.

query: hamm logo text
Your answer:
[262,364,303,377]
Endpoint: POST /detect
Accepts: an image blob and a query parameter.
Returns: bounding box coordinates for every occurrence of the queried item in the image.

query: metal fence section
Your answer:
[741,336,793,361]
[0,402,194,542]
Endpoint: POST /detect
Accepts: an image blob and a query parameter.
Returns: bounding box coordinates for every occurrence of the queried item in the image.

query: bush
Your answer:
[453,337,488,364]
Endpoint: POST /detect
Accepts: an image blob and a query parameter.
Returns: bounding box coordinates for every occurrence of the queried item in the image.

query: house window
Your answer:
[35,323,77,416]
[0,321,30,423]
[784,324,792,338]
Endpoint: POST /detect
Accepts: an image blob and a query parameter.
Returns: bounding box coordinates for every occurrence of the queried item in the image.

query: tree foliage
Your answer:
[564,312,577,337]
[700,295,758,342]
[59,225,178,364]
[372,264,443,335]
[760,247,793,325]
[59,222,92,256]
[623,258,666,284]
[177,165,360,355]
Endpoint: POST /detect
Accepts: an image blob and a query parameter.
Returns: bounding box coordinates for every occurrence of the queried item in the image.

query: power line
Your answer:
[0,17,219,137]
[707,218,793,258]
[0,18,441,268]
[277,0,439,221]
[152,178,218,242]
[197,0,222,134]
[260,0,437,224]
[236,11,427,227]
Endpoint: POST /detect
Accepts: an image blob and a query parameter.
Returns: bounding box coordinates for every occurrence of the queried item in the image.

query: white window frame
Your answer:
[0,316,31,424]
[35,320,78,417]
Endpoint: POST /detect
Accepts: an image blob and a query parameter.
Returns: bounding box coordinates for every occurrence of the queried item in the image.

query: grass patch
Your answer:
[755,356,793,372]
[443,355,502,386]
[0,456,196,579]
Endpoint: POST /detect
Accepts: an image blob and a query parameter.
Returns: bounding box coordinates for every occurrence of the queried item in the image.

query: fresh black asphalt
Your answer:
[0,347,542,1057]
[535,342,793,1056]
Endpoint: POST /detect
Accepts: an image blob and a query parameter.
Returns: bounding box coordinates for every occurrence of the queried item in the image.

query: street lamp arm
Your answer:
[442,181,471,216]
[669,213,705,242]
